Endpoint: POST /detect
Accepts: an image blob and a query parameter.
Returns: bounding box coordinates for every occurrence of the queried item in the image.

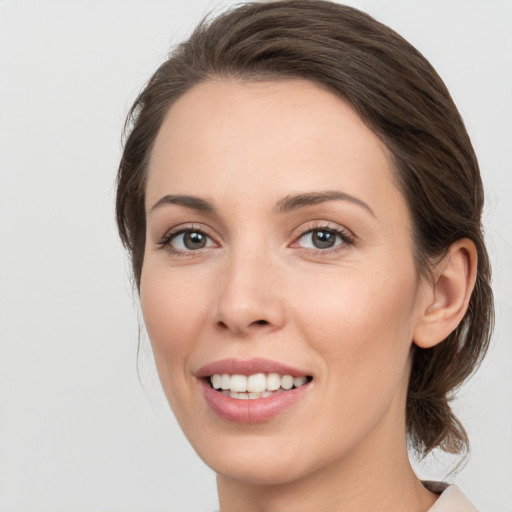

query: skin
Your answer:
[141,79,447,511]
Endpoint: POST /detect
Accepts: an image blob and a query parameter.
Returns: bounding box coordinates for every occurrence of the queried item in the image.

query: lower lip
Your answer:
[199,379,310,424]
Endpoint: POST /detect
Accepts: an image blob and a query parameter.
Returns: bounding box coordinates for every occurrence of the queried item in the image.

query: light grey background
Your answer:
[0,1,510,511]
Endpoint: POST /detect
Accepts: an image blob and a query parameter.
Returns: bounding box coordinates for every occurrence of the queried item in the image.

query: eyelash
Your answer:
[157,223,355,256]
[291,223,355,254]
[158,224,217,257]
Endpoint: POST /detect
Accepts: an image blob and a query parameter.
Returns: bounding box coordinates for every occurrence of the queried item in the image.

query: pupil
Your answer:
[312,230,335,249]
[184,232,206,249]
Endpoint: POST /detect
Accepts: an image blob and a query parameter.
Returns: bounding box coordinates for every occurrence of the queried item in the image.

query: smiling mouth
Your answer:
[208,373,313,400]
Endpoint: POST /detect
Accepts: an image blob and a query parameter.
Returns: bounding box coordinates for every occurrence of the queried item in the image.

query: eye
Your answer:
[294,226,353,251]
[164,229,216,252]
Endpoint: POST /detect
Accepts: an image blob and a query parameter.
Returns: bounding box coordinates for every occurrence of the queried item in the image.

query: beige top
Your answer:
[424,482,479,512]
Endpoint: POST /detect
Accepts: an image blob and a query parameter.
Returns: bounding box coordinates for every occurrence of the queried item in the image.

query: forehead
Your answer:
[146,79,404,222]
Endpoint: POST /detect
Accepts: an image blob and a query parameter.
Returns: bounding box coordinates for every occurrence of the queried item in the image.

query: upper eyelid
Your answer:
[160,223,216,239]
[292,220,354,239]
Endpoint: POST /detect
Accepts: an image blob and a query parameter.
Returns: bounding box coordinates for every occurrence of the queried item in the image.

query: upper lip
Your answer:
[196,358,311,378]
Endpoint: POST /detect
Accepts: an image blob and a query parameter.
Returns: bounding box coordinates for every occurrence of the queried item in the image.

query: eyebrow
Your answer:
[150,190,375,217]
[274,191,375,217]
[150,194,214,213]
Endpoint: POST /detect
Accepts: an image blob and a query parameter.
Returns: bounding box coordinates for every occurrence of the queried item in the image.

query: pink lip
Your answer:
[199,379,310,423]
[196,358,312,424]
[196,358,310,378]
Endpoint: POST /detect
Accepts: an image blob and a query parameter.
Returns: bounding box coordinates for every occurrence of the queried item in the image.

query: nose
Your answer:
[213,250,286,337]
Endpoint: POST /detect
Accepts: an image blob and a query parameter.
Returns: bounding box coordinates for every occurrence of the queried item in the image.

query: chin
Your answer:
[207,453,309,486]
[188,427,330,487]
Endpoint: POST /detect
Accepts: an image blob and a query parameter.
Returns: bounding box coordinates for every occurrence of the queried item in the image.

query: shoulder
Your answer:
[424,483,479,512]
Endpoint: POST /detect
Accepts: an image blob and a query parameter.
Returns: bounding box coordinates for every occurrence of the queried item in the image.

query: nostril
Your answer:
[215,316,275,333]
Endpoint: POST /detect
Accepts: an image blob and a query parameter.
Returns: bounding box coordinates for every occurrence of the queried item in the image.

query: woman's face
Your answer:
[141,79,430,484]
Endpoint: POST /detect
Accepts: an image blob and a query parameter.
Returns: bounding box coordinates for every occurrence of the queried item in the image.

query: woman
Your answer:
[116,1,493,510]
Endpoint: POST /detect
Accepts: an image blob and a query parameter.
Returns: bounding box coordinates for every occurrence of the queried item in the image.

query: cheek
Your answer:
[286,263,421,457]
[139,265,211,384]
[293,261,420,383]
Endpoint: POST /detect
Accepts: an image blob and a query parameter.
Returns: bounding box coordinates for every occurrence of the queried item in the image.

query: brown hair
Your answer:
[116,0,493,457]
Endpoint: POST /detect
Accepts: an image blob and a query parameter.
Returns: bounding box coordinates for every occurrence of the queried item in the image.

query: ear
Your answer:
[413,239,478,349]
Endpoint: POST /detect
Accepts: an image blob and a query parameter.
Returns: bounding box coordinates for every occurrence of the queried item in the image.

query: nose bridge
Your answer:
[214,239,285,335]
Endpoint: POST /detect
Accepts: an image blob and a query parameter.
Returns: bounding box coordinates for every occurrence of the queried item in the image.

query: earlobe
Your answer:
[413,239,478,349]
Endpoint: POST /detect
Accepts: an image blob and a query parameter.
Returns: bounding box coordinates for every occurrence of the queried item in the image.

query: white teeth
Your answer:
[220,374,230,390]
[281,375,294,390]
[294,376,307,388]
[247,373,266,392]
[266,373,281,391]
[211,374,222,389]
[230,374,247,392]
[210,372,310,397]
